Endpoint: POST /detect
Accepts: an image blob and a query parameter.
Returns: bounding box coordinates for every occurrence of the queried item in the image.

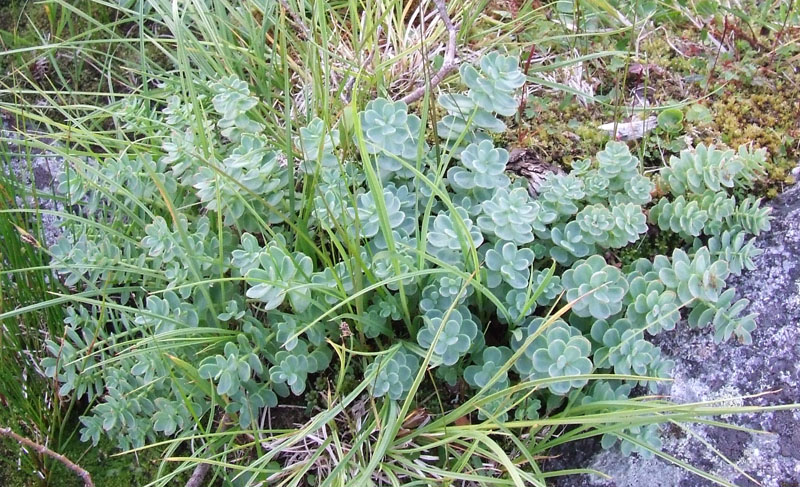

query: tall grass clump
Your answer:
[0,121,76,482]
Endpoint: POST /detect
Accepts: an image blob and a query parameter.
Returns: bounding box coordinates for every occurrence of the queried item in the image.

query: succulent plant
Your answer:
[580,380,632,406]
[42,309,105,399]
[161,126,202,181]
[359,98,425,159]
[80,387,151,450]
[530,270,563,306]
[438,275,474,302]
[461,52,526,116]
[231,232,264,276]
[298,117,339,159]
[245,243,314,313]
[417,307,479,366]
[484,241,535,289]
[626,288,679,335]
[193,134,286,226]
[537,174,586,217]
[727,196,772,236]
[477,187,539,245]
[370,183,418,244]
[601,423,662,458]
[133,291,199,335]
[198,340,261,396]
[596,141,639,192]
[549,221,596,264]
[561,255,628,319]
[162,93,195,128]
[447,140,511,191]
[657,248,729,304]
[209,75,263,139]
[696,230,762,276]
[464,346,513,389]
[660,144,742,196]
[274,315,302,351]
[733,144,767,188]
[437,93,507,134]
[311,260,356,305]
[607,203,648,248]
[649,195,709,238]
[575,204,615,246]
[419,278,468,315]
[41,53,774,459]
[617,175,654,205]
[141,216,182,264]
[151,397,192,436]
[312,187,352,231]
[513,397,542,421]
[511,318,592,395]
[269,340,331,396]
[580,169,610,203]
[364,295,403,338]
[688,288,756,344]
[427,207,485,263]
[349,188,407,239]
[695,190,736,235]
[50,233,123,288]
[591,318,657,375]
[226,381,278,429]
[504,288,535,324]
[366,349,420,400]
[370,248,418,292]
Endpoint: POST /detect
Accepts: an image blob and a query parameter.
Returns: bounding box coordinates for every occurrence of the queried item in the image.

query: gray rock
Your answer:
[1,114,66,246]
[549,185,800,487]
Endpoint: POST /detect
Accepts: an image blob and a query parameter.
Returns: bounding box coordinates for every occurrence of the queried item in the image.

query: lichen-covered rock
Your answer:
[2,115,66,246]
[548,184,800,487]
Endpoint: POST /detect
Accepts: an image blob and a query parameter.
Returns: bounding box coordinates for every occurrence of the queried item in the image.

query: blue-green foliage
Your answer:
[245,240,314,313]
[511,319,592,395]
[448,140,510,191]
[44,53,769,458]
[478,187,539,244]
[366,349,420,400]
[437,52,526,145]
[562,255,628,319]
[417,308,479,366]
[483,241,535,289]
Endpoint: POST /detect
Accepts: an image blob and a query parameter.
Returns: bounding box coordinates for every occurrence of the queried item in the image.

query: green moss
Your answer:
[54,436,172,487]
[0,422,172,487]
[617,229,685,268]
[509,98,610,166]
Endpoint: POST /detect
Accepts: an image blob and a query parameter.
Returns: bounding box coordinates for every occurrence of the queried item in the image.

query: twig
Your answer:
[705,16,730,91]
[277,0,311,40]
[185,414,231,487]
[770,0,795,63]
[676,4,727,54]
[341,25,382,103]
[399,0,458,105]
[517,43,539,123]
[0,426,94,487]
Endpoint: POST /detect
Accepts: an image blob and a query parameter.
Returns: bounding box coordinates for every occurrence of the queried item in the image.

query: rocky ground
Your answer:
[1,115,66,246]
[551,184,800,487]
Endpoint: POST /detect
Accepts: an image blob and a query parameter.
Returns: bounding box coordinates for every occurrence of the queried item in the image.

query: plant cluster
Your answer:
[43,52,769,458]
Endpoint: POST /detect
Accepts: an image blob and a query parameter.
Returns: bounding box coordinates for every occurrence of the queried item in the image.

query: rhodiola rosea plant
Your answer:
[43,52,770,461]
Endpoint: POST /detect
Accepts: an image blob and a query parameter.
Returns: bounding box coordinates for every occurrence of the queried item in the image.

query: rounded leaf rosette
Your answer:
[562,255,628,319]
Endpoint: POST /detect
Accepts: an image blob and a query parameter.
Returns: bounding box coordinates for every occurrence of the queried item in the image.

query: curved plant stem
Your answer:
[0,426,94,487]
[185,413,231,487]
[400,0,458,105]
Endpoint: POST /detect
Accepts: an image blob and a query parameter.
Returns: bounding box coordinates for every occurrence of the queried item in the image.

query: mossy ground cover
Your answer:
[508,18,799,197]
